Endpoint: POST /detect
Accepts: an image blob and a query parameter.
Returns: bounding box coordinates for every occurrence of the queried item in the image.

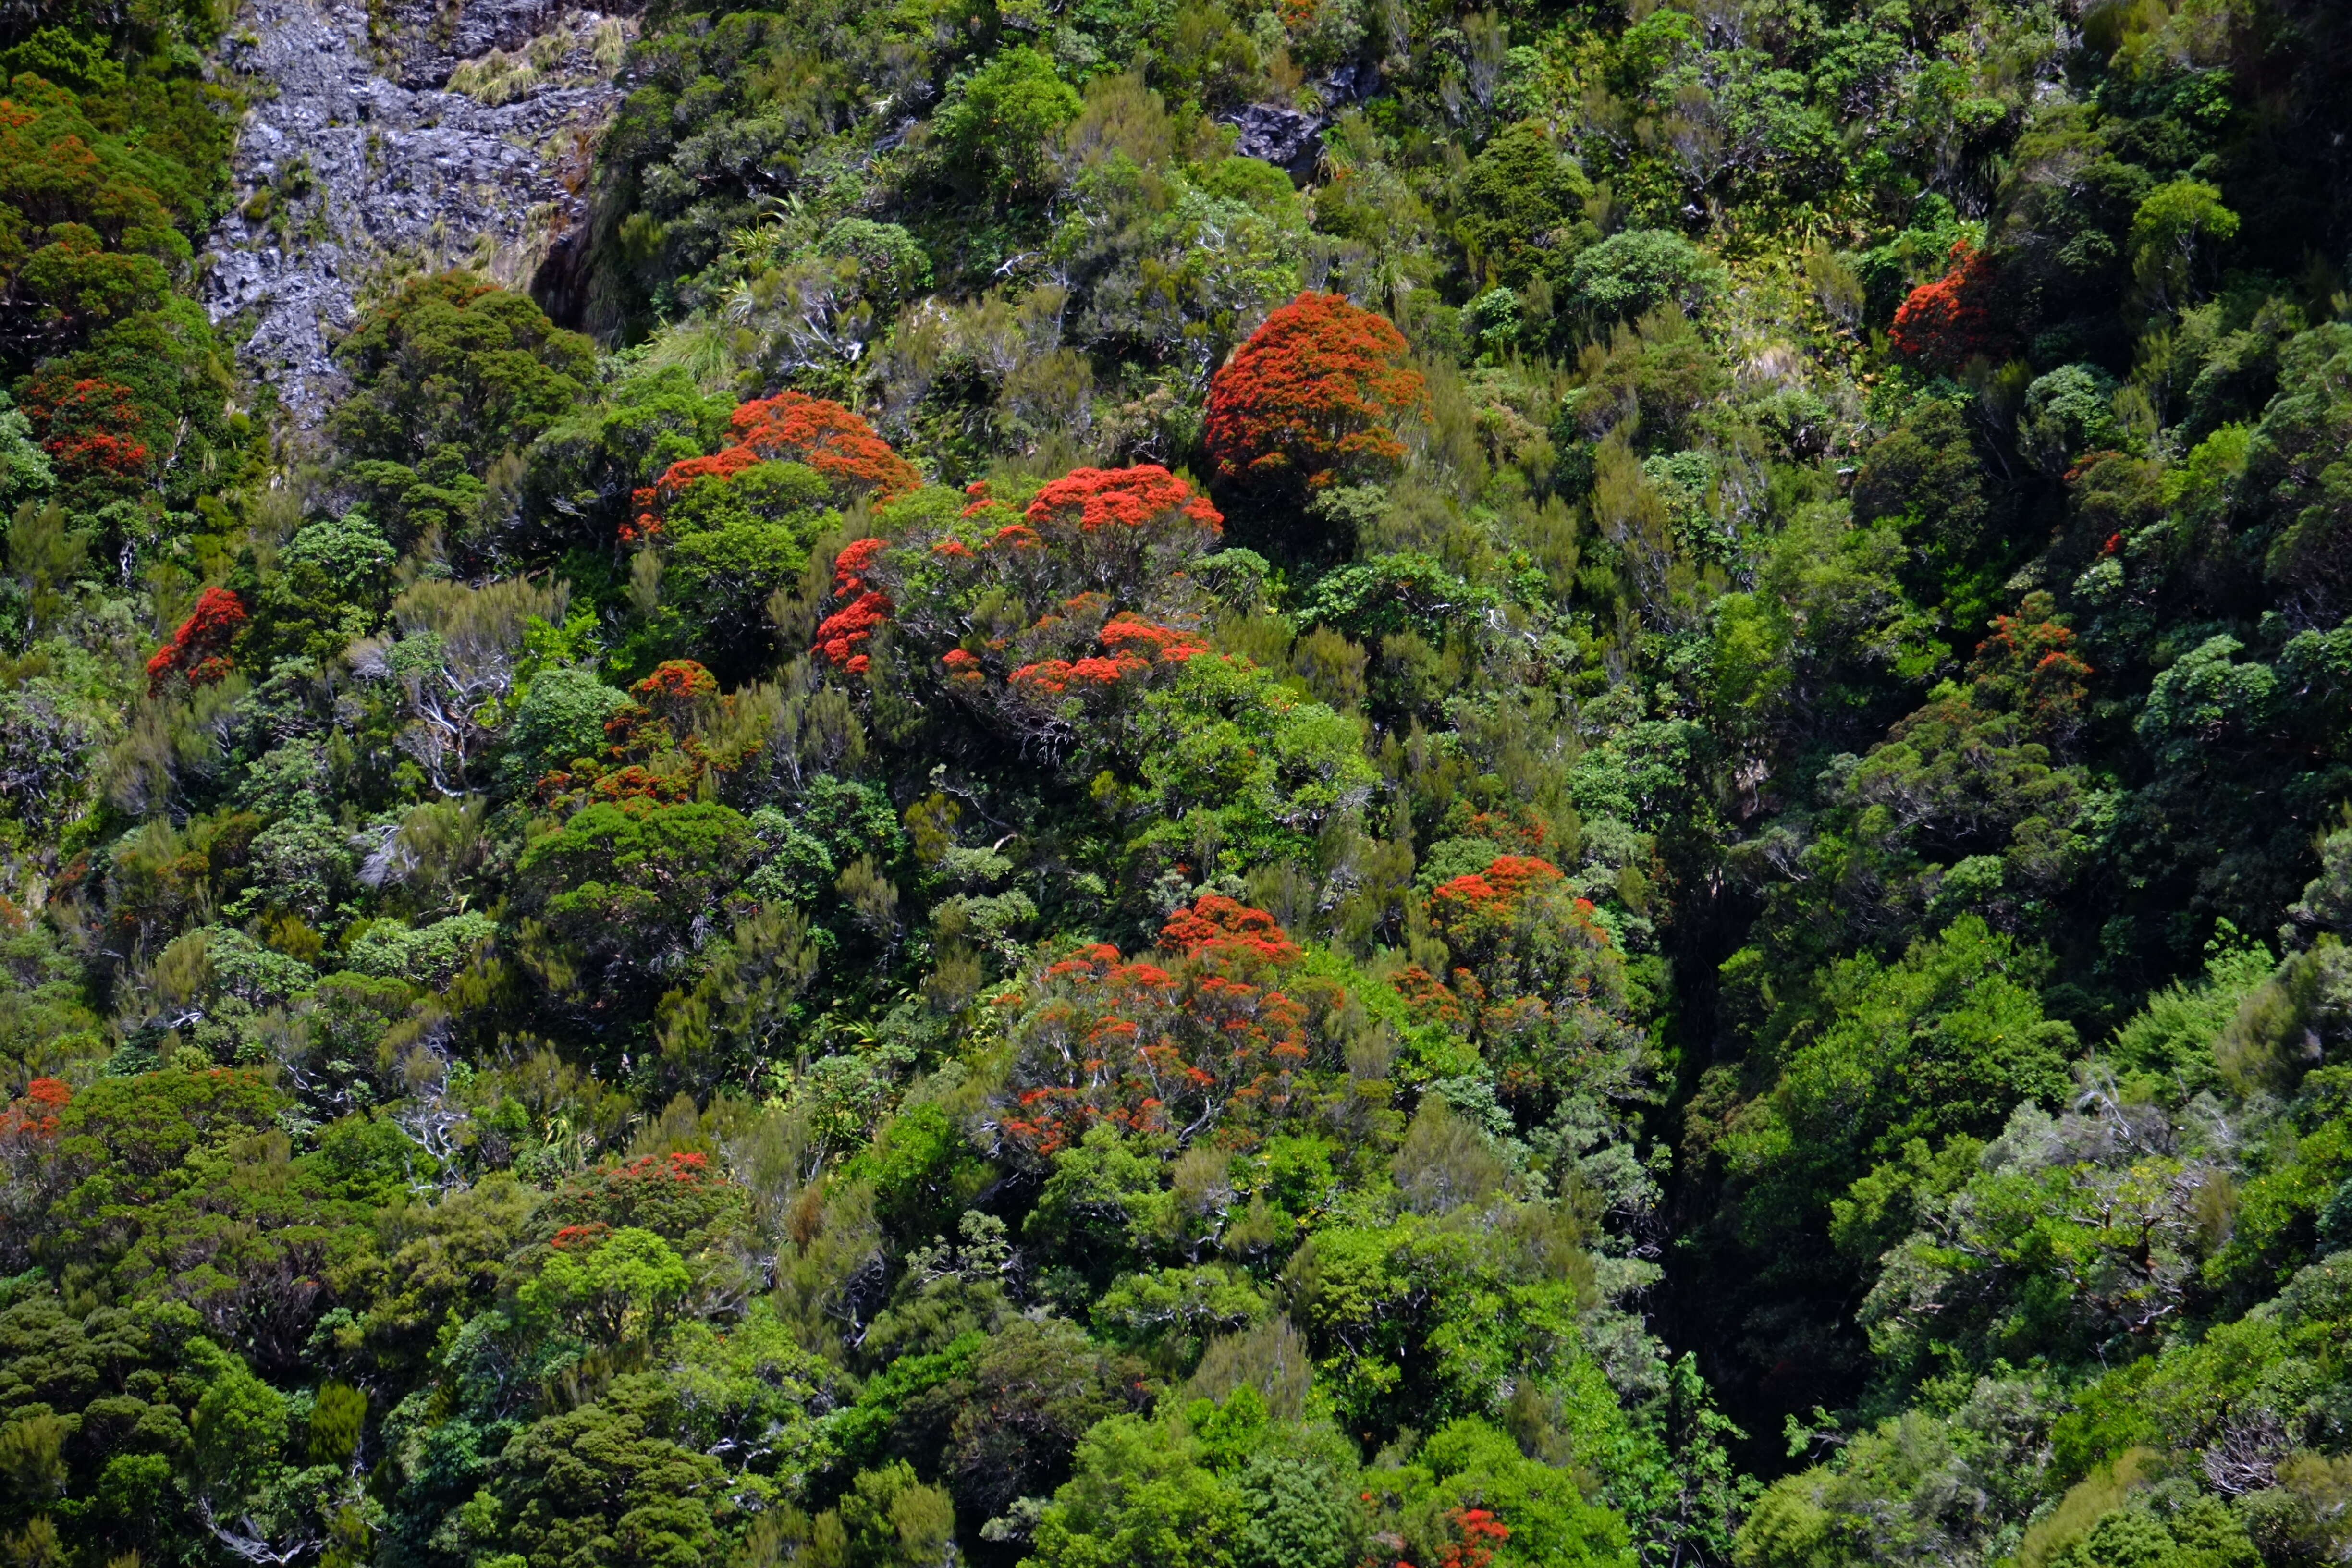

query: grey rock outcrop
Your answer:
[1224,102,1325,184]
[201,0,637,428]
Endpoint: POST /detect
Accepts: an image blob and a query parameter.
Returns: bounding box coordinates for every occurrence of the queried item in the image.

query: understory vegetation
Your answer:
[7,0,2352,1564]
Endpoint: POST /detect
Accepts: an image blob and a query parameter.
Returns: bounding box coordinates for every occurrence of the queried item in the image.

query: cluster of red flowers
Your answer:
[24,375,150,484]
[1435,1507,1511,1568]
[1428,855,1612,961]
[813,537,891,674]
[549,1222,613,1251]
[1006,614,1209,695]
[536,659,732,806]
[627,392,921,541]
[997,898,1331,1156]
[1889,242,2007,371]
[1391,964,1470,1029]
[145,586,246,694]
[1205,291,1429,490]
[1430,854,1572,915]
[1961,594,2093,737]
[1026,464,1224,535]
[731,392,921,497]
[634,658,720,724]
[0,1077,69,1142]
[546,1148,740,1241]
[1159,892,1305,965]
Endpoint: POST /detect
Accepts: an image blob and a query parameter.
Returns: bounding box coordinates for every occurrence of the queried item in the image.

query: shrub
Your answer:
[1564,229,1720,323]
[932,46,1080,198]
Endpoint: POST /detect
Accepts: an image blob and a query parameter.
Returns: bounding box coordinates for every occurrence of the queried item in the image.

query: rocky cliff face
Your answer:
[201,0,637,428]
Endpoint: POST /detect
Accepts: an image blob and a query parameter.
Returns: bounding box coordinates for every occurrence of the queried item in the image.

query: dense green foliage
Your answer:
[8,0,2352,1563]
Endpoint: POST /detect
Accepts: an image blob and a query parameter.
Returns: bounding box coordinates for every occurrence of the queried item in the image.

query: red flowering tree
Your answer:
[544,1148,748,1247]
[813,536,892,675]
[1889,242,2007,372]
[0,1077,69,1145]
[814,465,1225,749]
[1436,1508,1511,1568]
[994,895,1343,1158]
[145,586,246,693]
[1968,593,2092,737]
[536,659,743,807]
[22,373,151,492]
[1413,853,1649,1126]
[631,391,921,540]
[633,658,722,730]
[1205,292,1429,490]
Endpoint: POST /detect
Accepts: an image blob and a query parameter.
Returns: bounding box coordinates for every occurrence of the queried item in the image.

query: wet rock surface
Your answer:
[202,0,636,427]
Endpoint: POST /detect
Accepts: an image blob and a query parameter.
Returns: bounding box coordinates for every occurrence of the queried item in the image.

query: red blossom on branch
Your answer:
[1205,292,1429,490]
[23,375,151,489]
[995,898,1336,1156]
[1025,464,1225,535]
[1889,242,2008,372]
[1430,854,1570,914]
[1436,1507,1510,1568]
[628,392,920,540]
[145,587,247,694]
[813,536,893,674]
[1159,893,1303,965]
[0,1077,70,1143]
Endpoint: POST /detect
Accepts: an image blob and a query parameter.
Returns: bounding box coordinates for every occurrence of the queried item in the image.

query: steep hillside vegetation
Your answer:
[6,1,2352,1566]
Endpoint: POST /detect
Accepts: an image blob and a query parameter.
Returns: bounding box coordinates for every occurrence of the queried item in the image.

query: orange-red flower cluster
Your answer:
[1430,854,1570,913]
[1007,614,1209,695]
[536,659,740,807]
[634,657,720,724]
[1160,892,1304,965]
[1889,242,2007,371]
[628,391,921,541]
[1205,291,1428,490]
[25,376,150,485]
[546,1147,740,1242]
[1392,964,1470,1030]
[997,898,1332,1157]
[1437,1507,1511,1568]
[814,536,892,674]
[1972,605,2092,727]
[0,1076,69,1142]
[145,586,246,694]
[1026,464,1225,535]
[549,1222,613,1251]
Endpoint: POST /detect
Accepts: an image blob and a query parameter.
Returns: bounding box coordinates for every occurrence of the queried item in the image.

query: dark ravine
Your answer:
[200,0,636,427]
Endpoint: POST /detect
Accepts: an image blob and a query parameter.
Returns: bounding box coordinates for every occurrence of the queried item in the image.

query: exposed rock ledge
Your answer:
[201,0,637,429]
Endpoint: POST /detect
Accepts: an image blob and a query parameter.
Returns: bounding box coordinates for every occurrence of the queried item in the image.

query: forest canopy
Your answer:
[7,0,2352,1566]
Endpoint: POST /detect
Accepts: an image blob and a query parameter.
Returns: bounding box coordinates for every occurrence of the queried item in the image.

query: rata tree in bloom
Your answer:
[629,391,921,541]
[1889,242,2008,373]
[994,894,1343,1157]
[1204,291,1429,491]
[1405,850,1651,1131]
[23,374,151,494]
[1965,590,2093,744]
[0,1077,69,1145]
[536,659,740,808]
[145,586,246,693]
[813,536,892,676]
[544,1148,750,1252]
[812,464,1225,749]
